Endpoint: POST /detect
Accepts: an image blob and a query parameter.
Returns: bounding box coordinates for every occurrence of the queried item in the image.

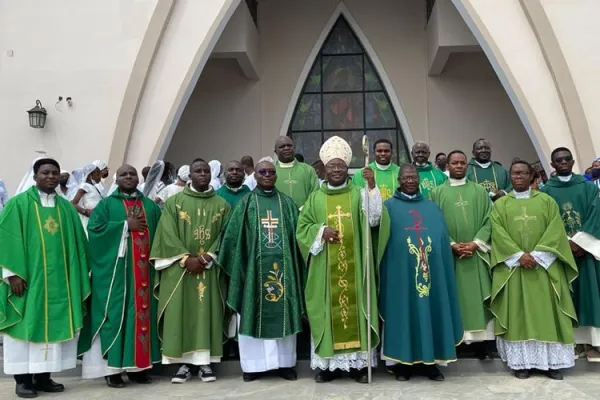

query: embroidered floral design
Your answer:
[178,210,191,224]
[264,263,284,302]
[407,236,432,298]
[197,281,206,302]
[43,216,59,235]
[561,202,581,236]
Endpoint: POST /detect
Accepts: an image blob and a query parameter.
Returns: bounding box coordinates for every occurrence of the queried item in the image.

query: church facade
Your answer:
[0,0,598,190]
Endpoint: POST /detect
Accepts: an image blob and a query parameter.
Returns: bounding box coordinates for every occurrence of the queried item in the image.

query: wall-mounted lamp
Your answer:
[27,100,47,129]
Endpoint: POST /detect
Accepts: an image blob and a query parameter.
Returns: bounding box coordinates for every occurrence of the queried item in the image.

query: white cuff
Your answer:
[203,252,217,270]
[361,186,382,227]
[531,250,557,270]
[504,252,524,268]
[2,268,16,283]
[572,231,600,261]
[474,239,491,253]
[310,224,326,256]
[155,255,187,271]
[118,223,129,258]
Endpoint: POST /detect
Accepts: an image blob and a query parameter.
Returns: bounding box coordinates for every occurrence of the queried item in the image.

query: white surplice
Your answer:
[2,191,80,375]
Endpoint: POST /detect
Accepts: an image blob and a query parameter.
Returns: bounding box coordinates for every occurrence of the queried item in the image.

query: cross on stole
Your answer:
[455,193,469,223]
[261,210,280,245]
[404,210,428,259]
[327,206,351,239]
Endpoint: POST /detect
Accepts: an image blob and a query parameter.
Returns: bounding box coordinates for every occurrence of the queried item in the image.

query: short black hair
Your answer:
[241,156,254,167]
[446,150,467,162]
[472,138,489,151]
[295,153,305,162]
[373,138,393,151]
[33,158,60,174]
[550,147,572,162]
[190,158,207,168]
[510,159,533,175]
[141,166,151,179]
[435,152,446,160]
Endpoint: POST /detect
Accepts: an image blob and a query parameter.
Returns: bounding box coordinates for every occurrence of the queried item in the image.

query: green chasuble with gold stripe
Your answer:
[275,161,319,208]
[151,187,231,360]
[467,159,512,195]
[415,162,447,198]
[490,191,577,343]
[219,188,306,339]
[0,186,91,343]
[297,181,379,357]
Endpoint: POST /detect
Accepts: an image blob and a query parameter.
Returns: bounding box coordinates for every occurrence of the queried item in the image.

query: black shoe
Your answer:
[386,365,396,375]
[315,369,338,383]
[474,342,491,360]
[279,367,297,381]
[127,371,152,384]
[354,368,369,384]
[425,365,444,381]
[32,378,65,392]
[395,365,411,381]
[243,372,260,382]
[546,369,563,380]
[15,383,37,399]
[105,374,126,388]
[515,369,532,379]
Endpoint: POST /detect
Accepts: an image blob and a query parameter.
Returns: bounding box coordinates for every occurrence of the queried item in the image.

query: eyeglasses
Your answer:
[554,156,573,163]
[257,169,276,177]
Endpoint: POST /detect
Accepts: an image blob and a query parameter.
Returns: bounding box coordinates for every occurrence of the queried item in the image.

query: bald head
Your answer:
[274,136,295,163]
[224,160,244,188]
[116,164,139,193]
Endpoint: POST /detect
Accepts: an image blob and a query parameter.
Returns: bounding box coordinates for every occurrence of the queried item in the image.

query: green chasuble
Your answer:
[467,158,512,195]
[78,190,162,369]
[150,187,231,360]
[352,162,400,202]
[297,181,379,357]
[219,188,306,339]
[275,160,319,208]
[490,191,577,343]
[415,162,447,198]
[216,184,251,208]
[430,181,493,334]
[542,175,600,328]
[378,191,463,364]
[0,186,91,343]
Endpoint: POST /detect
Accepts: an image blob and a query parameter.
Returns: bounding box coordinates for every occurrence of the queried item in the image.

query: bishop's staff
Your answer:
[362,135,373,384]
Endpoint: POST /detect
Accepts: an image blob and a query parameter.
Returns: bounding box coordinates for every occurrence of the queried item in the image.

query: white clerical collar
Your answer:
[375,162,391,170]
[38,190,56,199]
[225,184,244,193]
[327,181,348,191]
[401,192,417,199]
[474,160,491,168]
[449,177,467,186]
[513,188,531,199]
[263,189,273,193]
[278,160,295,168]
[188,183,211,193]
[415,162,427,167]
[557,174,572,182]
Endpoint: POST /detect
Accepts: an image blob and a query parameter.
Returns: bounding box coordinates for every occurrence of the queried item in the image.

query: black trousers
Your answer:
[14,372,51,385]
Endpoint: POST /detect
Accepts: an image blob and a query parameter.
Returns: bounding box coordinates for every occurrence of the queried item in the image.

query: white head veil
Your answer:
[66,164,97,200]
[177,165,191,183]
[209,160,222,190]
[16,157,44,195]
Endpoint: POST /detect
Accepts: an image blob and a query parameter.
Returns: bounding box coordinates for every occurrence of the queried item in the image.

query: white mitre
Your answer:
[319,135,352,166]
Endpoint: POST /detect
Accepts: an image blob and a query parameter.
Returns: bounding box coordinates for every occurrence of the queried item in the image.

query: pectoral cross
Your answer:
[455,193,469,223]
[261,210,279,245]
[284,173,297,199]
[514,206,537,248]
[327,206,351,239]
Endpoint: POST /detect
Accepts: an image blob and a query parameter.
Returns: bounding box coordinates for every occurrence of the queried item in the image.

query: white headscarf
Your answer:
[178,165,191,183]
[16,157,44,195]
[93,160,107,170]
[66,164,97,199]
[209,160,222,190]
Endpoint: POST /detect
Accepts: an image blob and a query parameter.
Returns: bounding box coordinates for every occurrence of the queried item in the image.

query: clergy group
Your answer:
[0,135,599,399]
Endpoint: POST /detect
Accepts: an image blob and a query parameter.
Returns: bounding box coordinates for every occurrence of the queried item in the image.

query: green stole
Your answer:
[416,162,447,198]
[352,162,400,201]
[467,159,512,194]
[215,184,251,207]
[325,190,360,350]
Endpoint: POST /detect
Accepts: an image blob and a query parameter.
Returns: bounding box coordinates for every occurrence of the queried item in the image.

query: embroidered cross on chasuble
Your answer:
[326,192,361,351]
[404,210,433,298]
[514,206,537,249]
[124,198,152,366]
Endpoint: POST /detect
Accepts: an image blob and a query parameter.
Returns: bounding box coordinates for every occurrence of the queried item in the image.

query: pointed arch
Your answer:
[280,2,414,167]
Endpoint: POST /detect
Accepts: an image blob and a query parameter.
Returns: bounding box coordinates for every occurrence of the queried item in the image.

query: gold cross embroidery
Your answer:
[284,172,297,199]
[328,206,352,239]
[455,193,469,223]
[43,216,59,235]
[261,210,279,245]
[514,206,537,248]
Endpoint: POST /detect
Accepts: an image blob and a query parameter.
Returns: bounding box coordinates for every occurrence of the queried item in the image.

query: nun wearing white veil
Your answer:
[70,164,103,235]
[209,160,223,191]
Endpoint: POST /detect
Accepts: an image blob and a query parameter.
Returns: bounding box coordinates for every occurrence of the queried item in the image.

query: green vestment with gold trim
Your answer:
[150,187,230,360]
[415,162,447,198]
[467,159,512,195]
[430,181,493,333]
[275,161,319,208]
[490,191,577,343]
[0,186,90,343]
[296,182,379,358]
[219,188,306,339]
[378,191,463,364]
[352,162,400,202]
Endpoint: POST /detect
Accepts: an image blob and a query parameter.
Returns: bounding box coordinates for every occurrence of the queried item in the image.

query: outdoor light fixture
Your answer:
[27,100,47,128]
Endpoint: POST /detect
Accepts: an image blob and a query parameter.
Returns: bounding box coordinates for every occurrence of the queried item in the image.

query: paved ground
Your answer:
[1,371,600,399]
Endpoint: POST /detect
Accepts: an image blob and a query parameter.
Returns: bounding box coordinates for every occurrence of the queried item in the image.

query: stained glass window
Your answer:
[288,17,410,168]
